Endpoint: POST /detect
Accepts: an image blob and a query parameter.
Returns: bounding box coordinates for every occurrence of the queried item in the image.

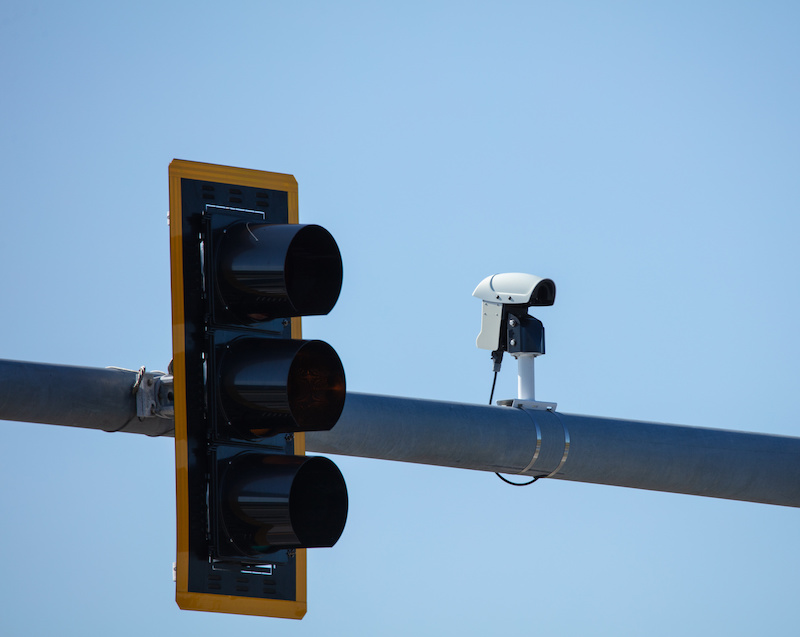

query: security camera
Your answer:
[473,273,557,410]
[473,273,555,352]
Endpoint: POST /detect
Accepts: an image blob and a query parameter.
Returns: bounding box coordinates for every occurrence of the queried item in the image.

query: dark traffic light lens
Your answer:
[217,223,343,322]
[219,338,346,439]
[221,453,348,553]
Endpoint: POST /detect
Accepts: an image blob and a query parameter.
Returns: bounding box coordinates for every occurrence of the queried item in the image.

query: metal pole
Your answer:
[0,358,174,437]
[1,358,798,507]
[515,353,536,400]
[309,394,800,507]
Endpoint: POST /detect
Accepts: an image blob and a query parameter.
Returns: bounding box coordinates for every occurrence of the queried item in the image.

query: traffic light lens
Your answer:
[287,340,347,431]
[289,456,349,548]
[284,225,343,317]
[219,338,346,439]
[221,453,348,553]
[218,223,343,321]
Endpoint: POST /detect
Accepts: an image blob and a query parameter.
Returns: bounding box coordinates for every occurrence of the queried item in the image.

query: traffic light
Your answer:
[168,160,348,619]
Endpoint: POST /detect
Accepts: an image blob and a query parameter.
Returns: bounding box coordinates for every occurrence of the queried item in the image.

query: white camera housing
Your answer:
[472,273,555,351]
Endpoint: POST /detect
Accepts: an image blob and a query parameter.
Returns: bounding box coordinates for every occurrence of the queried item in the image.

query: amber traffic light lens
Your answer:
[219,338,346,439]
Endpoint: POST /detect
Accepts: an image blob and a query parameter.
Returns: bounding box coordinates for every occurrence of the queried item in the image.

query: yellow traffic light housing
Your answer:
[168,160,347,619]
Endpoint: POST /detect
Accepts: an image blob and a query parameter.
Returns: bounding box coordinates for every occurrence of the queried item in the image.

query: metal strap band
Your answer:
[518,412,542,475]
[544,411,570,478]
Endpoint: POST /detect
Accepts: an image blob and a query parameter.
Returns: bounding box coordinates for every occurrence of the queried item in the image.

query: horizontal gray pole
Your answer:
[0,359,174,437]
[1,358,798,507]
[311,394,800,507]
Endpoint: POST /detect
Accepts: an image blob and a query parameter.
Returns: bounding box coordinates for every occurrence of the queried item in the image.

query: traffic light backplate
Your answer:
[169,159,346,619]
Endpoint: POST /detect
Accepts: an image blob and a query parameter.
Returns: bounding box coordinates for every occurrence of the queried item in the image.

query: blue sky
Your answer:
[1,2,798,635]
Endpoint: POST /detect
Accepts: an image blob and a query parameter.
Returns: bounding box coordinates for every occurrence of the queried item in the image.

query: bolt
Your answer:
[282,319,289,327]
[509,319,518,327]
[510,339,517,346]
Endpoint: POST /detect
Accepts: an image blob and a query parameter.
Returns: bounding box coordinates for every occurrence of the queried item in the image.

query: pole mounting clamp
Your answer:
[133,368,174,419]
[497,399,557,411]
